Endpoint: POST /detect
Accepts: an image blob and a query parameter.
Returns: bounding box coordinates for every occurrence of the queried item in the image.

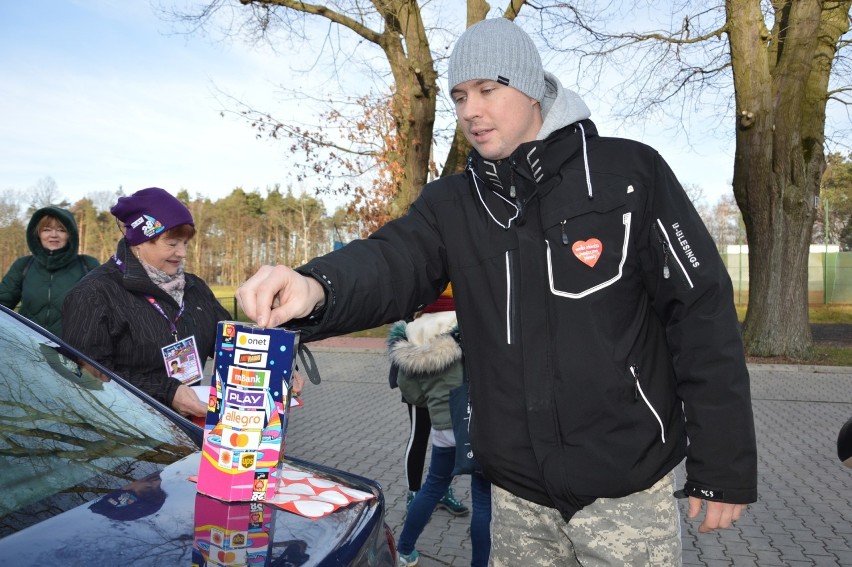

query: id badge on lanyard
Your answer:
[146,295,204,386]
[161,335,204,386]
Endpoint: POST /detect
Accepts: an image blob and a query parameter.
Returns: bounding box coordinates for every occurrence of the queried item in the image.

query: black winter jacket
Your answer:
[62,239,230,408]
[0,207,99,335]
[294,120,757,521]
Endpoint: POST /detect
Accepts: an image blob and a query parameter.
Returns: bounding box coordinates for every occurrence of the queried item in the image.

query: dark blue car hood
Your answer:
[0,451,389,566]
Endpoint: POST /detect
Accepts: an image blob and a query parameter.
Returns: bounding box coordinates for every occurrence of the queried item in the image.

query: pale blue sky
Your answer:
[0,1,745,212]
[0,0,300,209]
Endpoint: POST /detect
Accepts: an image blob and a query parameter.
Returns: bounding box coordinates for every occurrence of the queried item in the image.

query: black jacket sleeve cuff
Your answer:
[677,483,757,504]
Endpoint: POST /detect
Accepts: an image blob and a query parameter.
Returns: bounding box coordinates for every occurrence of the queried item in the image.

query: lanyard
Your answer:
[146,295,184,341]
[114,254,184,340]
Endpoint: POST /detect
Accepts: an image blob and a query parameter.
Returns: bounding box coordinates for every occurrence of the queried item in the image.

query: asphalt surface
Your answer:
[282,339,852,566]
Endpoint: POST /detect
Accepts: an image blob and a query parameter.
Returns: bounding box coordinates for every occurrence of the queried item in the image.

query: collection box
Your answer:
[191,494,274,567]
[197,322,299,502]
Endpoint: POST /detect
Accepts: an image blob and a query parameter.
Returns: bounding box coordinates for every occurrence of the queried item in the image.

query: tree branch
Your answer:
[239,0,383,44]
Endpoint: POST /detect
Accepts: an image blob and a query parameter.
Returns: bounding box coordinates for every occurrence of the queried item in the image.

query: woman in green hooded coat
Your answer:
[0,206,100,335]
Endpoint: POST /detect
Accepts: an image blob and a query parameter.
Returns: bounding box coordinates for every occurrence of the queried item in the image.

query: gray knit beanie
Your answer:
[448,18,545,102]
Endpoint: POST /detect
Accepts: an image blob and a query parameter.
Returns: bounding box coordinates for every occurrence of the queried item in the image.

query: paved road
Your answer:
[282,341,852,566]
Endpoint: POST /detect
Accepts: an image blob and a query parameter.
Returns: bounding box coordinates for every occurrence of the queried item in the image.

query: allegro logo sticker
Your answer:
[222,408,266,430]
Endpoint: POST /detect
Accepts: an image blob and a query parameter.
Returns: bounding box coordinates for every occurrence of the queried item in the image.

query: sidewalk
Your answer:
[285,339,852,566]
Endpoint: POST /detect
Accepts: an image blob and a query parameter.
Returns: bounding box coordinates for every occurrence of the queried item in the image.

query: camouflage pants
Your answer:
[490,473,681,566]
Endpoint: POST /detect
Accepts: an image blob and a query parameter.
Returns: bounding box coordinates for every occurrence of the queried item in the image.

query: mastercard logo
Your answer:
[217,550,236,563]
[229,432,250,447]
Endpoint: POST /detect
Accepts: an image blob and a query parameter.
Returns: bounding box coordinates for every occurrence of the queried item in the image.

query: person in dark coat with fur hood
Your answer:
[388,302,491,567]
[0,206,99,336]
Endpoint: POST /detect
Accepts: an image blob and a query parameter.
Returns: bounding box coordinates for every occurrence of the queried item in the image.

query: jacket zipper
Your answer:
[630,365,666,443]
[466,402,475,460]
[505,251,516,345]
[653,220,693,289]
[46,272,54,327]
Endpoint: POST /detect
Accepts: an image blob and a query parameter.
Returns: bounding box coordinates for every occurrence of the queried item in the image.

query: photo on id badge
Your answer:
[162,335,203,385]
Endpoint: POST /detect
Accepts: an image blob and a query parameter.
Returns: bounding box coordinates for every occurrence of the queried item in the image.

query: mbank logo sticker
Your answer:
[227,367,269,390]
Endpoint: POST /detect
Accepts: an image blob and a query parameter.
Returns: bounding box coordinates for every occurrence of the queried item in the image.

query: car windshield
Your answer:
[0,310,197,536]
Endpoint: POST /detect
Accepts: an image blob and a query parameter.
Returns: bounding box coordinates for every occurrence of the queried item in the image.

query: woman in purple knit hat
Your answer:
[62,187,230,418]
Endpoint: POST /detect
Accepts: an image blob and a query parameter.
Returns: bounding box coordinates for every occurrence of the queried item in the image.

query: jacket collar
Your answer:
[114,238,184,307]
[467,119,598,228]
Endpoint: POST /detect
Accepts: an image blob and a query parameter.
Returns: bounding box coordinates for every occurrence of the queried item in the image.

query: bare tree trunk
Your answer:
[374,1,437,216]
[728,0,850,356]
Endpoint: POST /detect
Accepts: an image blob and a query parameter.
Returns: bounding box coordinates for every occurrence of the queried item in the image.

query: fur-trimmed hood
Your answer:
[387,311,461,375]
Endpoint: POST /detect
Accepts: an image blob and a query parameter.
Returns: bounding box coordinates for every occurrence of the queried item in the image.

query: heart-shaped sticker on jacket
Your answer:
[572,238,603,267]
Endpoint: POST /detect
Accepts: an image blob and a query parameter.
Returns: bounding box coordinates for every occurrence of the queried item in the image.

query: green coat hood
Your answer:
[26,206,81,271]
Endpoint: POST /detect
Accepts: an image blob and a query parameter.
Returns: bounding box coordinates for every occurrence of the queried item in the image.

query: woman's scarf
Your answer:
[140,260,186,305]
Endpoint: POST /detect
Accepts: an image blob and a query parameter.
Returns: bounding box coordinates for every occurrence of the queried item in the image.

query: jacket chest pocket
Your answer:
[542,193,631,299]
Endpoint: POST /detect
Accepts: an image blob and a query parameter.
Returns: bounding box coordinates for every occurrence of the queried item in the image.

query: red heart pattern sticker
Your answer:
[572,238,603,268]
[265,463,375,518]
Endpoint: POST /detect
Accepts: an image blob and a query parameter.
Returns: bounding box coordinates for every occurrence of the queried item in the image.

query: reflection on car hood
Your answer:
[0,452,388,567]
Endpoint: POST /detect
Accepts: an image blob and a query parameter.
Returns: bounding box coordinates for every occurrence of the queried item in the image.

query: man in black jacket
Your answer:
[237,18,757,566]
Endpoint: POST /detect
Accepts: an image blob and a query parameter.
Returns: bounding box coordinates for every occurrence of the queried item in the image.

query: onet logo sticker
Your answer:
[236,331,271,351]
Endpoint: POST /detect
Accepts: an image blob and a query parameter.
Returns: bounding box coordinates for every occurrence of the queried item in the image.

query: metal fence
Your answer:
[723,246,852,305]
[217,248,852,315]
[218,297,241,320]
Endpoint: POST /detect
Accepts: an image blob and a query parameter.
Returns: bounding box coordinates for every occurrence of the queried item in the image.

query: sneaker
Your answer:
[406,490,417,510]
[397,549,419,566]
[437,486,469,516]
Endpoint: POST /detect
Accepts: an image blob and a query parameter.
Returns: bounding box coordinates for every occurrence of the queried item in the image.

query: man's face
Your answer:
[451,79,543,161]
